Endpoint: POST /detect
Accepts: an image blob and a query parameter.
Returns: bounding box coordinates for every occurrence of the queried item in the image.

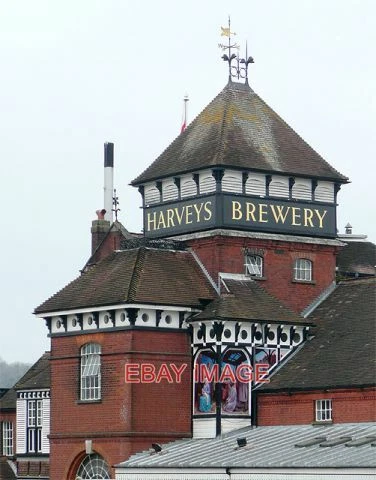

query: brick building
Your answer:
[3,30,375,480]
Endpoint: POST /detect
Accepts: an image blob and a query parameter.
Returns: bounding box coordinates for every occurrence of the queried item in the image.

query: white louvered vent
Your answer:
[315,181,335,203]
[181,177,197,198]
[16,399,27,454]
[292,179,312,200]
[199,172,216,194]
[269,176,289,198]
[245,173,266,196]
[144,185,160,205]
[162,181,178,202]
[222,170,242,193]
[41,398,50,454]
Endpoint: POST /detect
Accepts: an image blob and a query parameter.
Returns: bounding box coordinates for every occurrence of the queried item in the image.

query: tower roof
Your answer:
[132,81,348,185]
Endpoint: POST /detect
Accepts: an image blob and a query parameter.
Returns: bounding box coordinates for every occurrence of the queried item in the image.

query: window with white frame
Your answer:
[245,255,263,277]
[80,343,101,401]
[293,258,312,281]
[315,399,332,422]
[2,421,13,456]
[27,400,42,453]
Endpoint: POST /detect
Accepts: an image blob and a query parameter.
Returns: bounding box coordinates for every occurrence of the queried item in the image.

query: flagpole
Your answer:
[181,94,189,133]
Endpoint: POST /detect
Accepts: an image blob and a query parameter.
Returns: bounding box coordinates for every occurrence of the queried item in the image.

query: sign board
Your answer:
[143,194,336,238]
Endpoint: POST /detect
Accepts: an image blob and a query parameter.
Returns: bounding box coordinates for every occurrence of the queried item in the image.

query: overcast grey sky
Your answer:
[0,0,375,364]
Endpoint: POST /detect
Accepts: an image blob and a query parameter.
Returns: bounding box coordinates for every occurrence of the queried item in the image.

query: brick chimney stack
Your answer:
[91,209,111,254]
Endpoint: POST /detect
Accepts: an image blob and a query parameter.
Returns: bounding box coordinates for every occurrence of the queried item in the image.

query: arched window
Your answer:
[245,254,263,277]
[76,453,110,479]
[80,343,101,401]
[294,258,313,281]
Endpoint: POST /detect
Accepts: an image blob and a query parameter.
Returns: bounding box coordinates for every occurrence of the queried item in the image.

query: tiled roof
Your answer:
[259,278,376,392]
[0,458,16,479]
[191,278,309,324]
[337,241,376,276]
[0,387,16,411]
[116,423,376,469]
[35,248,216,314]
[190,278,306,325]
[132,81,348,185]
[14,352,50,390]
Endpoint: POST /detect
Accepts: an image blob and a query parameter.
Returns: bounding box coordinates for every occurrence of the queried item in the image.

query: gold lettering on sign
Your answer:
[304,209,314,227]
[270,205,290,224]
[174,207,184,225]
[185,204,193,224]
[166,209,175,228]
[193,203,203,222]
[157,211,166,229]
[315,209,327,228]
[246,203,256,222]
[204,201,212,220]
[232,201,242,220]
[147,212,157,231]
[291,207,302,226]
[259,204,268,223]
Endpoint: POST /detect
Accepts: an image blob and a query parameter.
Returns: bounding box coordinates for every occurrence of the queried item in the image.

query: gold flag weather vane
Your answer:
[218,16,254,84]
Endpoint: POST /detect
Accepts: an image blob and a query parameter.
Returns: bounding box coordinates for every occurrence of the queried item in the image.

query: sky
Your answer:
[0,0,375,364]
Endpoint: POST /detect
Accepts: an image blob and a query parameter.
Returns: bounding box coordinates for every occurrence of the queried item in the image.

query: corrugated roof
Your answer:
[259,277,376,392]
[14,352,50,390]
[191,278,307,325]
[35,248,216,314]
[117,423,376,469]
[132,81,348,185]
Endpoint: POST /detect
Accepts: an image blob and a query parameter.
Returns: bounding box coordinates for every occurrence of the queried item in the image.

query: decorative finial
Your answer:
[112,188,121,221]
[218,17,254,84]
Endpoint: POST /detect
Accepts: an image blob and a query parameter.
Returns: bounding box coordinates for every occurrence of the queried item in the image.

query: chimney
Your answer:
[91,209,111,255]
[104,142,114,222]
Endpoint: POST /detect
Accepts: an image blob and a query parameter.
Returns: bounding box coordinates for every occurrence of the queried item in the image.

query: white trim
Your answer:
[36,303,198,318]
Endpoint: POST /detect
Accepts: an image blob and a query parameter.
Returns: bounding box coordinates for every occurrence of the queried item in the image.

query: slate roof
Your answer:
[337,241,376,276]
[190,277,307,325]
[0,388,16,411]
[35,248,216,314]
[116,423,376,469]
[14,352,50,391]
[132,81,348,185]
[259,277,376,392]
[0,458,16,479]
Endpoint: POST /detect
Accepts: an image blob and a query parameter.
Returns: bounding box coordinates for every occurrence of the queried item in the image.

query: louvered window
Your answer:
[181,178,197,198]
[315,182,334,203]
[245,176,266,196]
[144,186,160,205]
[292,181,312,200]
[80,343,101,401]
[222,171,242,193]
[269,177,289,198]
[162,182,178,202]
[199,174,216,194]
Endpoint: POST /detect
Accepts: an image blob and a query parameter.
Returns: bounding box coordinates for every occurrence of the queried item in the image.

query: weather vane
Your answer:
[112,188,121,221]
[218,17,254,83]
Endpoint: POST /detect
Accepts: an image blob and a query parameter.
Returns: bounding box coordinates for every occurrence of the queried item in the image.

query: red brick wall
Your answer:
[257,388,376,426]
[188,235,339,313]
[50,329,192,480]
[0,411,16,455]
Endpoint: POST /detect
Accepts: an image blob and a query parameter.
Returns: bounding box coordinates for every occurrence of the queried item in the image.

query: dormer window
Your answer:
[245,255,263,277]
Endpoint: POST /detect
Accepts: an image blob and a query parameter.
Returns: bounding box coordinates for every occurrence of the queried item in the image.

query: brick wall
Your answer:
[50,329,192,479]
[257,388,376,426]
[188,235,339,313]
